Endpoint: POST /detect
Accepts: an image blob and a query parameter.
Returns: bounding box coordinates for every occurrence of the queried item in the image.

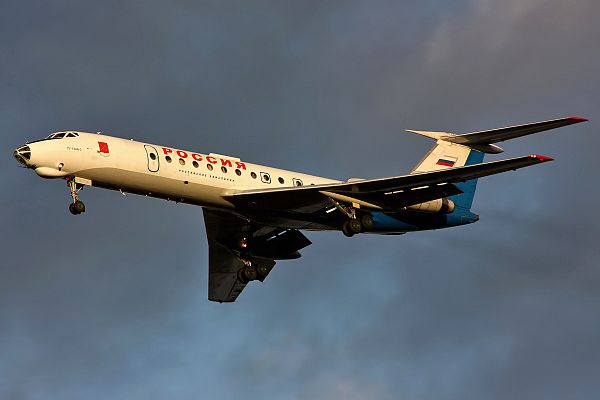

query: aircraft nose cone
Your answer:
[13,144,32,167]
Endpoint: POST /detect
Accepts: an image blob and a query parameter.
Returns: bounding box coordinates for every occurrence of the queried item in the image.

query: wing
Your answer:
[203,208,312,302]
[227,154,553,213]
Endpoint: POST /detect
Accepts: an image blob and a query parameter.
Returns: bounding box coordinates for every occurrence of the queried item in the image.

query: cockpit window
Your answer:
[45,132,79,140]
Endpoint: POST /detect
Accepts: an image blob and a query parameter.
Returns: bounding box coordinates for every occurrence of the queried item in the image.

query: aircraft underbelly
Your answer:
[75,167,233,208]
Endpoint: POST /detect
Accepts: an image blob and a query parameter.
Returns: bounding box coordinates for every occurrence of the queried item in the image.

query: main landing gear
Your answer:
[236,237,270,284]
[66,177,86,215]
[237,259,270,284]
[342,214,374,237]
[329,198,375,237]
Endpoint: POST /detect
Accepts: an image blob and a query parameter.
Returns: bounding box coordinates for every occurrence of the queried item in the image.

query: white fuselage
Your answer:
[21,131,340,209]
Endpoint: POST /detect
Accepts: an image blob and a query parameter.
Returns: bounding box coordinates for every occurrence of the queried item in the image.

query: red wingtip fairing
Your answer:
[567,116,589,122]
[529,154,554,162]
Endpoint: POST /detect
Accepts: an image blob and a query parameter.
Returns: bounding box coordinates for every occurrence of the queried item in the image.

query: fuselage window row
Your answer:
[166,156,305,186]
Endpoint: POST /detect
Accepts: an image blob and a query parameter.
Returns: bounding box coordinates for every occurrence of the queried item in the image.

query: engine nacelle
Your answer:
[406,198,455,214]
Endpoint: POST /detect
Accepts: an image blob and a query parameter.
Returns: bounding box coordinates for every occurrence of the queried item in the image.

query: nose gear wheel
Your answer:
[69,200,86,215]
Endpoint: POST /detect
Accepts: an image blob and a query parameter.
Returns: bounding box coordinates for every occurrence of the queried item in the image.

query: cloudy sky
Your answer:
[2,0,600,399]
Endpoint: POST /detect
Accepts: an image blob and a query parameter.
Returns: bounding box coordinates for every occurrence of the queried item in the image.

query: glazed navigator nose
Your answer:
[13,144,32,167]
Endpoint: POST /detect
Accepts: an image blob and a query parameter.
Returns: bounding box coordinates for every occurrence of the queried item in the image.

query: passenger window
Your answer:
[179,158,185,165]
[278,177,285,184]
[192,161,199,168]
[260,172,271,183]
[251,172,257,179]
[165,156,172,163]
[235,169,242,176]
[293,178,303,186]
[221,166,227,173]
[150,153,157,160]
[207,164,213,171]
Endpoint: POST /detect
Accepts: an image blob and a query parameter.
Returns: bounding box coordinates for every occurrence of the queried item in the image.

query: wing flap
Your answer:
[206,239,248,302]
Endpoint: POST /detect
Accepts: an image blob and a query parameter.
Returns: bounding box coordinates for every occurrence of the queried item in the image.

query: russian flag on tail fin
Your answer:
[436,157,457,167]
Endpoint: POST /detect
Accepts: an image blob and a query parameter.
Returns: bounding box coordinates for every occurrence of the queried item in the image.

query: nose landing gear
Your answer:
[66,178,86,215]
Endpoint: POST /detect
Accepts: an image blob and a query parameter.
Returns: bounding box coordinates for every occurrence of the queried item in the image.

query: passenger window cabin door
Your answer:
[144,145,160,172]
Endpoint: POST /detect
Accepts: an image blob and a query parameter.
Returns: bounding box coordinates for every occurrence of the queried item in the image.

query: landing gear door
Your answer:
[144,145,160,172]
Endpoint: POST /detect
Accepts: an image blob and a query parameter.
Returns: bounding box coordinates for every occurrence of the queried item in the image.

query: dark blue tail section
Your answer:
[449,150,485,210]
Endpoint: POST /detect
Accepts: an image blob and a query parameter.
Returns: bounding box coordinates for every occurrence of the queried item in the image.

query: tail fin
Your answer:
[407,116,588,210]
[411,139,484,210]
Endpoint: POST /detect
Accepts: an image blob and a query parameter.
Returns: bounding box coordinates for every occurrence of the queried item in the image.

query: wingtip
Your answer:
[529,154,554,162]
[566,116,589,122]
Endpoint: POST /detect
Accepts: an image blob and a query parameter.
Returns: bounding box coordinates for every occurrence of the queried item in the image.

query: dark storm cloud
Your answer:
[2,0,599,399]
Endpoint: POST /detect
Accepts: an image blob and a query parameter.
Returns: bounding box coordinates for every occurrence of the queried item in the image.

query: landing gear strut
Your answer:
[66,178,85,215]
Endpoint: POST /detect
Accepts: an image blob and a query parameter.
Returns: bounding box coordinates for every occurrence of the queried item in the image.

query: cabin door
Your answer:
[144,145,160,172]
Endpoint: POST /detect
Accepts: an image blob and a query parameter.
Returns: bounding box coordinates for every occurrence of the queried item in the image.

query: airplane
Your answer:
[13,116,587,302]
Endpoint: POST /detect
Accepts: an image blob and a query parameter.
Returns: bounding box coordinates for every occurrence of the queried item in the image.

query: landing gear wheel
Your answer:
[342,220,362,237]
[69,200,86,215]
[348,219,363,234]
[238,266,258,283]
[342,228,354,237]
[74,200,85,214]
[342,224,355,237]
[256,264,270,280]
[360,214,374,231]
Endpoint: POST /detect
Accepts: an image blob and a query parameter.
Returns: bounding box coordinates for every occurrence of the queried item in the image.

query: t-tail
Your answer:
[407,116,588,216]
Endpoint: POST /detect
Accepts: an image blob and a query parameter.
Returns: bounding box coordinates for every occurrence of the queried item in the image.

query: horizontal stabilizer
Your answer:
[407,116,587,154]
